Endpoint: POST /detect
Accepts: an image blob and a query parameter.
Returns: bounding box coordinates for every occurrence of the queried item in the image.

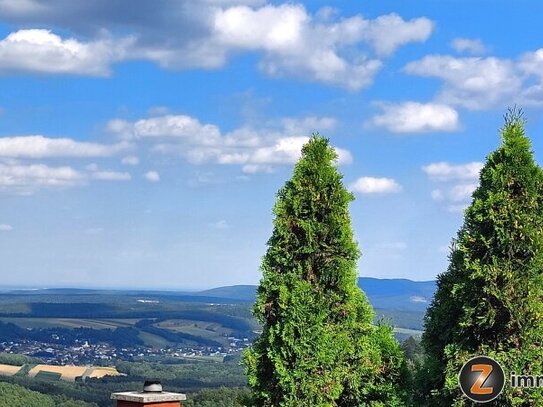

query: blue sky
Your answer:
[0,0,542,289]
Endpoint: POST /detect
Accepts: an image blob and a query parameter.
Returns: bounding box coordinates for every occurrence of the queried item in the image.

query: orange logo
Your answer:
[470,364,494,395]
[458,356,505,403]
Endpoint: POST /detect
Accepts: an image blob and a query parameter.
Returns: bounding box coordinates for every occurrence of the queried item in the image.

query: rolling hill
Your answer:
[195,278,436,312]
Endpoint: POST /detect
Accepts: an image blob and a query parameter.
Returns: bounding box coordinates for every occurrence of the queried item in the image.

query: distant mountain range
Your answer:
[196,277,436,312]
[5,278,437,314]
[3,278,435,332]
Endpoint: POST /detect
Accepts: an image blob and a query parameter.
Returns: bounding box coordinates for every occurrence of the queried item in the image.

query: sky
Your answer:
[1,0,543,290]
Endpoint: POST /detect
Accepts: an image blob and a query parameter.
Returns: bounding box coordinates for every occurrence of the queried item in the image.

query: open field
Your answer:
[87,366,120,378]
[156,319,233,347]
[0,318,138,330]
[28,364,120,382]
[0,287,427,353]
[137,331,174,348]
[393,327,423,338]
[0,364,22,376]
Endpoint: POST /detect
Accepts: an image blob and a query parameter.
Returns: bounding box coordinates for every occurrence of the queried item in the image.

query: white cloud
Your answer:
[116,114,222,145]
[0,162,84,193]
[431,184,477,204]
[405,55,520,110]
[213,7,433,89]
[449,183,478,202]
[424,161,482,212]
[447,204,469,213]
[370,102,459,133]
[144,171,160,182]
[405,49,543,109]
[0,135,129,158]
[0,29,129,75]
[0,4,434,89]
[363,13,434,56]
[214,5,308,51]
[215,3,387,90]
[451,38,486,55]
[121,156,139,166]
[91,171,131,181]
[109,113,351,173]
[0,223,13,231]
[350,177,402,195]
[422,161,483,182]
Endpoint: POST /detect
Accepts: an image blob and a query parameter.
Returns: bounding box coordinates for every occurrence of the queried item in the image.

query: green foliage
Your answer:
[401,336,424,367]
[245,135,407,406]
[15,363,35,377]
[115,359,246,386]
[0,382,96,407]
[34,371,62,381]
[419,109,543,406]
[0,357,248,407]
[184,387,251,407]
[0,352,40,366]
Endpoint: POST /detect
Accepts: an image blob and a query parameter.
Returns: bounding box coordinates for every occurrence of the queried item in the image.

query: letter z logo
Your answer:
[470,364,493,395]
[459,356,505,403]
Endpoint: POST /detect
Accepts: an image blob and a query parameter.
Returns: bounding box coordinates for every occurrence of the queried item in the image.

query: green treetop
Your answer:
[244,135,406,407]
[419,109,543,406]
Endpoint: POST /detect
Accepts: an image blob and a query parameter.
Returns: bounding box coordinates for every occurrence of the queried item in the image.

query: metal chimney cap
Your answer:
[143,380,163,393]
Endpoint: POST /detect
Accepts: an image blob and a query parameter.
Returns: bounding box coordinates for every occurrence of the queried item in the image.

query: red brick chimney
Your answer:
[111,381,186,407]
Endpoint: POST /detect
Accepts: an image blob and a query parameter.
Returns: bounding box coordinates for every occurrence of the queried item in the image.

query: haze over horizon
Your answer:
[1,1,543,289]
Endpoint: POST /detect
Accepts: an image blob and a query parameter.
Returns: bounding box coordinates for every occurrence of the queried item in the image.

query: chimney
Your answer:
[111,381,186,407]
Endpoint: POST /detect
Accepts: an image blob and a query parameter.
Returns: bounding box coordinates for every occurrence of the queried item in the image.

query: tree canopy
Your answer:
[420,109,543,406]
[245,135,406,406]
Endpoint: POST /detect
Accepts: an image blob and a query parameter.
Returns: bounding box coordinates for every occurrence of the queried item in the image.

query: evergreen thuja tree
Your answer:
[244,135,406,407]
[419,109,543,406]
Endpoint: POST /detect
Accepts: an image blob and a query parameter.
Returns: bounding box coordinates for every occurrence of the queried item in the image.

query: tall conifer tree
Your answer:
[245,135,406,407]
[420,109,543,405]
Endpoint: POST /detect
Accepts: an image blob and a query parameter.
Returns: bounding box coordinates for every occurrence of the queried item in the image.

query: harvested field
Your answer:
[0,364,22,376]
[29,365,87,381]
[88,367,120,378]
[27,364,120,382]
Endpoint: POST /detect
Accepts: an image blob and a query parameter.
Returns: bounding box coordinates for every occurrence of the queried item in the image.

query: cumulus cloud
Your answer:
[91,170,131,181]
[423,161,482,212]
[370,102,459,133]
[0,135,129,158]
[0,223,13,231]
[405,55,519,110]
[405,49,543,109]
[144,170,160,182]
[114,115,221,144]
[0,29,129,75]
[451,38,486,55]
[109,113,351,173]
[431,183,478,203]
[349,177,401,195]
[0,2,434,89]
[362,13,434,56]
[0,162,84,194]
[213,6,432,89]
[422,161,483,181]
